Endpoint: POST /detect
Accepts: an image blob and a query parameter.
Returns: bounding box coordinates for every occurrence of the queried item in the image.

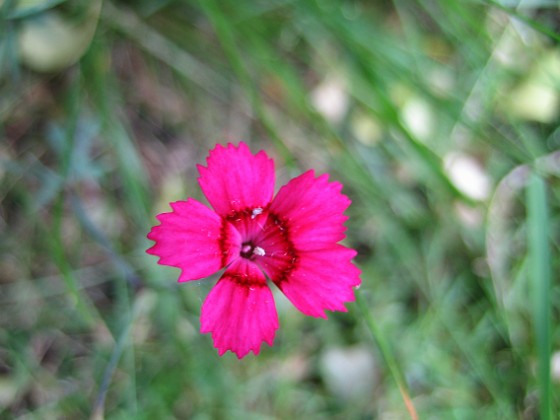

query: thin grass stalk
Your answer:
[197,0,294,166]
[90,310,135,420]
[485,0,560,43]
[526,172,552,420]
[355,289,418,420]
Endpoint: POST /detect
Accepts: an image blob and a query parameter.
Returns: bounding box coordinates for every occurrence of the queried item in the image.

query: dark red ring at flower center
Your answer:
[218,207,299,286]
[224,206,268,223]
[263,212,298,287]
[219,218,231,267]
[228,272,267,288]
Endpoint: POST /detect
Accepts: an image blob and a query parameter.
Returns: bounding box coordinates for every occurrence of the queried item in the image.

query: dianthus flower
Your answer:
[147,142,360,358]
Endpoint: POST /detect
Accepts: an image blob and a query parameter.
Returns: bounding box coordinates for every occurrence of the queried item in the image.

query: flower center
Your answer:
[240,242,265,260]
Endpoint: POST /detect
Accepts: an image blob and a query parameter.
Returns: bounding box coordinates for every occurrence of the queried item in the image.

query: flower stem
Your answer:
[355,289,418,420]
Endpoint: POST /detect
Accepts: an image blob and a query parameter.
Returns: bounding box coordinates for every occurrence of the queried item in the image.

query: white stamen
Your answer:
[251,207,263,219]
[253,246,265,257]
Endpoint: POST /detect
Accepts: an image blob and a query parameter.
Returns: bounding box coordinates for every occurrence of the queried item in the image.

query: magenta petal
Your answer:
[147,199,241,281]
[275,245,361,318]
[200,259,279,358]
[197,142,275,218]
[269,170,351,251]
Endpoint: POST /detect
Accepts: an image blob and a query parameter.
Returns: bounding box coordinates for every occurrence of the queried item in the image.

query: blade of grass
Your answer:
[526,172,552,420]
[101,2,229,101]
[294,1,476,203]
[48,198,98,327]
[70,191,140,288]
[432,297,516,416]
[91,307,135,420]
[44,70,100,328]
[355,289,418,420]
[70,191,140,415]
[196,0,294,165]
[5,0,68,20]
[485,0,560,43]
[81,45,151,230]
[0,2,21,82]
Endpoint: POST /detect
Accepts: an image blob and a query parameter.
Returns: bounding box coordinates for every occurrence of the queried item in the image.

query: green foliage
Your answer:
[1,0,559,418]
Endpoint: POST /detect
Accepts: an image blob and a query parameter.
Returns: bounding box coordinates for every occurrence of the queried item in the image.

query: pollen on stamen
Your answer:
[253,246,266,256]
[251,207,263,219]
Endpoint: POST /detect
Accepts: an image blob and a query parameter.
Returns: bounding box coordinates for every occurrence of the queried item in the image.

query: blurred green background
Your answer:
[1,0,559,418]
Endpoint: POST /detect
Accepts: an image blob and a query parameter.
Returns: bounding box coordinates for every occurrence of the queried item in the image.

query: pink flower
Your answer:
[147,142,361,358]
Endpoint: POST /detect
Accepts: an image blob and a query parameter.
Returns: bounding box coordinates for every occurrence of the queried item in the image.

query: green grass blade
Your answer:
[485,0,560,43]
[526,172,552,420]
[5,0,68,20]
[196,0,294,165]
[355,290,418,420]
